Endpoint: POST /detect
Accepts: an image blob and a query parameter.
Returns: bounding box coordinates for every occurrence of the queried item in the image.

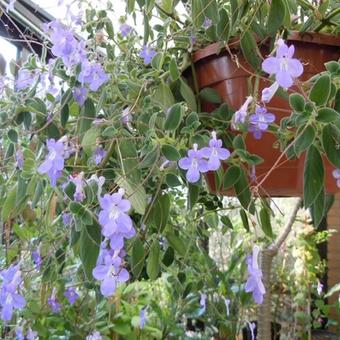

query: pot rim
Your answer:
[193,31,340,63]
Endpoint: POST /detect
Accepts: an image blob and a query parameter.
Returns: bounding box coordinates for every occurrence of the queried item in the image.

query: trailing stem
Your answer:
[258,198,302,339]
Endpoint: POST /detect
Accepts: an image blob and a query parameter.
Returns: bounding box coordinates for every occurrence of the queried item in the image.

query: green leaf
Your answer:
[116,175,147,215]
[164,103,183,131]
[294,125,315,156]
[161,144,181,161]
[105,21,114,39]
[309,74,331,106]
[188,183,199,210]
[140,145,159,168]
[216,8,230,41]
[240,209,249,231]
[166,231,186,256]
[260,207,273,238]
[203,0,220,24]
[81,127,101,155]
[223,166,241,190]
[234,168,254,213]
[310,188,325,228]
[180,77,197,112]
[131,237,145,278]
[325,283,340,298]
[289,93,305,113]
[199,88,222,104]
[221,215,233,229]
[1,186,16,220]
[240,31,261,70]
[322,124,340,168]
[78,98,96,135]
[79,222,101,281]
[316,108,340,123]
[154,82,175,110]
[192,0,205,27]
[233,135,246,150]
[152,193,171,232]
[267,0,286,36]
[165,173,181,187]
[146,240,161,280]
[4,143,14,165]
[7,129,18,143]
[325,61,339,74]
[162,246,174,266]
[304,145,324,208]
[169,58,180,81]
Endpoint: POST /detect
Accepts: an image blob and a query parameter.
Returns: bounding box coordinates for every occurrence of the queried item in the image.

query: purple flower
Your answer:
[178,143,209,183]
[98,189,135,249]
[73,87,88,106]
[6,0,16,12]
[261,81,279,103]
[70,172,85,202]
[190,33,197,45]
[332,169,340,188]
[0,265,26,321]
[93,146,106,165]
[121,107,131,124]
[140,308,147,329]
[26,328,38,340]
[64,287,79,305]
[203,17,212,29]
[38,138,66,187]
[317,281,323,296]
[139,45,157,65]
[245,246,265,304]
[199,293,206,311]
[32,249,42,269]
[232,96,253,129]
[62,212,72,225]
[16,69,39,91]
[248,106,275,140]
[224,298,230,316]
[262,40,303,89]
[78,61,109,92]
[201,131,230,171]
[92,254,129,297]
[15,326,24,340]
[16,149,24,169]
[48,288,61,313]
[120,23,133,37]
[86,331,102,340]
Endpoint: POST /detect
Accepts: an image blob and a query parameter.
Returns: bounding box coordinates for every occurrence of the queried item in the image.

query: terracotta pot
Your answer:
[193,32,340,197]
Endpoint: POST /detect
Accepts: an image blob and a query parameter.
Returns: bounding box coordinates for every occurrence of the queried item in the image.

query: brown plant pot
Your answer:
[193,32,340,197]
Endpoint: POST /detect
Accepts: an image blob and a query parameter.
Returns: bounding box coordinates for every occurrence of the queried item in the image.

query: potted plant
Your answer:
[0,0,339,338]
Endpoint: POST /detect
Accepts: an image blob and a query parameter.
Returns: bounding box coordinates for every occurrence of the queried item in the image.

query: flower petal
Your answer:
[262,57,280,74]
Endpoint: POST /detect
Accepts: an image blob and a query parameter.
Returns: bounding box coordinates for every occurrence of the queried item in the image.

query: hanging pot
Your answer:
[192,32,340,197]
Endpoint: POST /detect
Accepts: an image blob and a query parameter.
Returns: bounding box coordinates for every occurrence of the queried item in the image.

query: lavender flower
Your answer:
[48,288,61,313]
[70,172,86,202]
[178,144,208,183]
[16,69,39,91]
[224,298,230,316]
[6,0,16,12]
[203,17,212,29]
[232,96,253,129]
[86,331,102,340]
[140,308,147,329]
[139,45,157,65]
[15,326,24,340]
[73,87,88,106]
[38,138,66,187]
[78,61,109,92]
[26,328,38,340]
[93,146,106,165]
[121,107,131,124]
[120,23,133,37]
[245,246,265,304]
[32,248,42,269]
[62,212,72,225]
[98,189,135,250]
[332,169,340,188]
[0,264,26,321]
[201,131,230,171]
[92,254,129,297]
[261,81,279,103]
[199,293,206,311]
[64,287,79,305]
[248,106,275,140]
[317,281,323,296]
[16,149,24,169]
[262,40,303,89]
